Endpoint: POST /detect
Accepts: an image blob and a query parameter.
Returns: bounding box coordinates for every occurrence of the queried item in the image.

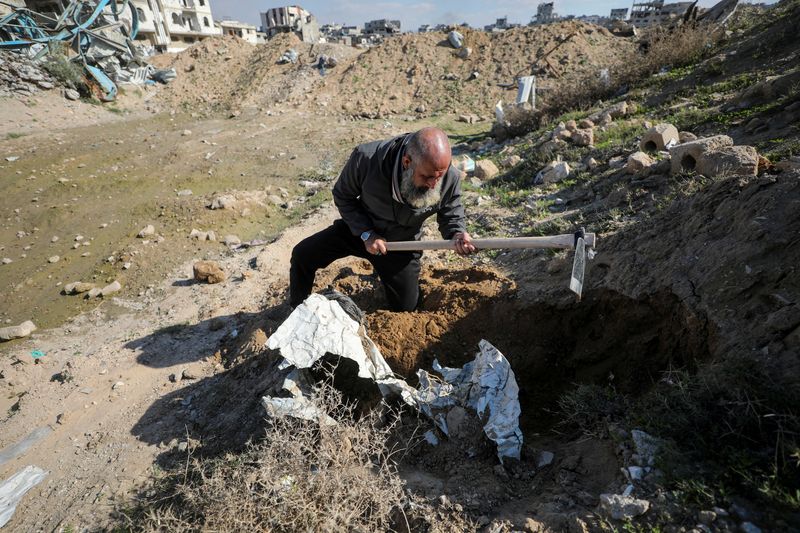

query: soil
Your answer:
[1,6,800,531]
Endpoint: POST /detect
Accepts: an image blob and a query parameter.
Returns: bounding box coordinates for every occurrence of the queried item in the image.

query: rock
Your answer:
[56,412,68,425]
[565,119,578,132]
[669,136,758,177]
[2,258,12,265]
[571,128,594,147]
[536,161,571,184]
[181,368,198,380]
[698,510,716,525]
[48,255,60,263]
[552,122,572,141]
[64,281,95,295]
[169,373,178,383]
[627,466,644,480]
[85,288,102,298]
[679,131,698,143]
[181,129,192,136]
[177,441,189,452]
[223,235,242,246]
[189,228,208,240]
[578,118,595,129]
[64,88,80,100]
[775,156,800,172]
[0,320,37,341]
[631,429,661,466]
[206,230,216,242]
[626,151,655,174]
[137,224,155,238]
[585,157,599,170]
[474,159,500,180]
[599,494,650,520]
[100,281,121,296]
[740,523,762,533]
[193,260,226,284]
[176,189,193,196]
[112,381,124,390]
[209,195,236,210]
[457,114,479,124]
[457,46,472,59]
[640,123,679,152]
[536,451,555,468]
[51,236,59,242]
[469,177,483,188]
[501,154,522,168]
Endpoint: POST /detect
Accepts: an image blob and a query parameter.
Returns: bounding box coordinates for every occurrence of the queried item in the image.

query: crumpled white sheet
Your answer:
[264,294,523,462]
[0,465,48,528]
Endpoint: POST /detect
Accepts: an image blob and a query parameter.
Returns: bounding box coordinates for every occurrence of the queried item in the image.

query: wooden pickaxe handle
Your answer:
[384,233,596,252]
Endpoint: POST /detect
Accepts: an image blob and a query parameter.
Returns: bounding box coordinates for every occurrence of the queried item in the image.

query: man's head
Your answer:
[400,127,452,209]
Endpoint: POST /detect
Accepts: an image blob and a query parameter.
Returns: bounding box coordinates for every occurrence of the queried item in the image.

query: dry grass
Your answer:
[120,383,475,532]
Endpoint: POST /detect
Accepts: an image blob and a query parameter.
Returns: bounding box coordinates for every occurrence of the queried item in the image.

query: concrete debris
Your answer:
[0,321,37,341]
[535,160,571,184]
[501,155,522,168]
[137,225,155,238]
[669,135,758,177]
[641,123,679,152]
[457,46,472,59]
[458,114,480,124]
[189,228,216,241]
[448,31,464,49]
[208,195,237,210]
[631,429,661,466]
[193,260,226,284]
[475,160,500,180]
[63,282,95,295]
[265,294,524,462]
[100,280,121,297]
[571,128,594,147]
[626,151,656,174]
[277,49,299,64]
[599,493,650,520]
[679,131,698,143]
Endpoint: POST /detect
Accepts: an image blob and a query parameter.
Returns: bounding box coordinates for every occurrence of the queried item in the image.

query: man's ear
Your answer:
[402,154,411,169]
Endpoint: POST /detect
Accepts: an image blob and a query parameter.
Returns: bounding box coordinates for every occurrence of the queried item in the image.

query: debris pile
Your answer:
[0,0,170,101]
[0,52,58,97]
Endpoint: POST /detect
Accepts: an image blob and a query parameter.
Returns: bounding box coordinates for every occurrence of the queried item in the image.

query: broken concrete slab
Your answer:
[475,160,500,180]
[626,151,655,174]
[63,282,95,295]
[669,136,758,177]
[0,321,37,341]
[640,123,679,152]
[535,160,571,184]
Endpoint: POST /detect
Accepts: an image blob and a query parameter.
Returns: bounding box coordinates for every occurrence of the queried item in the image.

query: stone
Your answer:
[176,189,193,196]
[223,235,241,246]
[100,281,121,296]
[2,258,12,265]
[0,320,37,341]
[640,123,679,152]
[193,260,226,284]
[565,119,578,131]
[668,135,732,172]
[631,429,661,466]
[474,159,500,180]
[48,255,60,263]
[627,466,644,480]
[536,161,571,184]
[536,451,555,468]
[669,136,759,177]
[177,441,189,452]
[626,151,655,174]
[599,494,650,520]
[501,154,522,168]
[679,131,698,143]
[137,224,155,238]
[181,368,198,380]
[698,510,716,525]
[571,128,594,147]
[585,157,599,170]
[181,129,192,136]
[552,122,572,141]
[169,373,178,383]
[578,118,595,129]
[775,156,800,172]
[209,195,236,210]
[64,88,80,100]
[457,114,478,124]
[112,381,124,390]
[64,281,95,295]
[85,288,102,298]
[189,228,208,240]
[457,46,472,59]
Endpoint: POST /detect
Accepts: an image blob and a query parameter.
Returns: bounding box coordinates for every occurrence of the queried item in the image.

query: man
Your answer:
[289,127,475,311]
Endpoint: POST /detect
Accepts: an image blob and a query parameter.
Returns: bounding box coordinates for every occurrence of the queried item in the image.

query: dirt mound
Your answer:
[151,21,634,116]
[322,21,634,116]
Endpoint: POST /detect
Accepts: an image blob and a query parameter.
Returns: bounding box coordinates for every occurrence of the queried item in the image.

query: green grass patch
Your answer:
[5,132,26,140]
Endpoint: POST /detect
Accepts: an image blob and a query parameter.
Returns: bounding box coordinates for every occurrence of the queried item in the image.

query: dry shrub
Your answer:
[123,383,474,532]
[541,23,722,118]
[492,105,545,142]
[125,384,408,531]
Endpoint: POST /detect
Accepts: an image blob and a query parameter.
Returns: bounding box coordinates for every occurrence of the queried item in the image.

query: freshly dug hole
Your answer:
[361,267,714,430]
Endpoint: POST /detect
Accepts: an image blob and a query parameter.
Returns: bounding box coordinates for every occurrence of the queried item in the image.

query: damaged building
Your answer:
[629,1,695,27]
[132,0,220,53]
[261,5,319,43]
[216,19,257,45]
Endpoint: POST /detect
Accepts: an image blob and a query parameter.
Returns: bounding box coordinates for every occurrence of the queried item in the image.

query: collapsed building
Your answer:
[260,5,319,43]
[216,19,257,45]
[629,1,695,27]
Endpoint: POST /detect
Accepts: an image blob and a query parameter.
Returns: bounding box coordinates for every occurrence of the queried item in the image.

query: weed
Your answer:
[556,384,629,437]
[5,132,26,140]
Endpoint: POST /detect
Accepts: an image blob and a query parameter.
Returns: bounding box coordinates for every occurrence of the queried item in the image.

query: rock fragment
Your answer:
[640,123,679,152]
[193,261,226,284]
[474,159,500,180]
[626,151,655,174]
[0,321,37,341]
[137,224,155,238]
[599,493,650,520]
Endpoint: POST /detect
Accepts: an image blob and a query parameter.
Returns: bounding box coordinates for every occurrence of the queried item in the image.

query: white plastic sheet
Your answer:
[0,465,48,528]
[264,294,524,462]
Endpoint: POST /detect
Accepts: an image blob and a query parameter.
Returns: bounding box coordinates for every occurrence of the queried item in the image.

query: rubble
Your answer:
[535,160,571,184]
[474,160,500,180]
[599,493,650,520]
[669,135,759,177]
[640,123,679,152]
[0,321,37,341]
[193,261,226,284]
[626,151,656,174]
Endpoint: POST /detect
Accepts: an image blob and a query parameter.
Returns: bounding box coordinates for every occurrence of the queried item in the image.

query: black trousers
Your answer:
[289,219,422,311]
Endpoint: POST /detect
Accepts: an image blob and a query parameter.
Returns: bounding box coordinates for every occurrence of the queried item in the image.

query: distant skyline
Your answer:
[210,0,775,33]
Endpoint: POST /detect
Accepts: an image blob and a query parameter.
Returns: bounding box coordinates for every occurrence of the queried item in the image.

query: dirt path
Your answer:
[0,202,337,530]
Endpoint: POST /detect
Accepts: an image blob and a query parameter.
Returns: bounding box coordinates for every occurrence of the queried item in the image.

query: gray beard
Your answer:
[400,165,442,209]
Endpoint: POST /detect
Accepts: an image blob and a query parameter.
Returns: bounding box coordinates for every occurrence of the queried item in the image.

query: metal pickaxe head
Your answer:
[570,227,596,301]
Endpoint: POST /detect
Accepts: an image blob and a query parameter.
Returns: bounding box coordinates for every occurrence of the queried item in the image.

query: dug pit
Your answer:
[325,263,714,430]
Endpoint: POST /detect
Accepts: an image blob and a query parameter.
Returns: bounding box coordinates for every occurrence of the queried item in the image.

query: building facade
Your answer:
[534,2,559,24]
[132,0,219,52]
[364,19,401,36]
[217,19,258,44]
[261,5,319,43]
[629,1,694,27]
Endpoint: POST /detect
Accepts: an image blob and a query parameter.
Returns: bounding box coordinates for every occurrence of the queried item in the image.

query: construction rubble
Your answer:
[0,0,174,101]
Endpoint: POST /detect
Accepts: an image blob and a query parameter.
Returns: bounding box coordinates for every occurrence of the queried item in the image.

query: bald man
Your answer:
[289,127,475,311]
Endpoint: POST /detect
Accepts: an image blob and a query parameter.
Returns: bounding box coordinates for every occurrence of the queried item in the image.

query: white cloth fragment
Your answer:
[0,465,48,527]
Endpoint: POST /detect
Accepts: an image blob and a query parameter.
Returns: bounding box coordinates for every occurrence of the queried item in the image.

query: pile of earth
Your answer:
[150,21,635,117]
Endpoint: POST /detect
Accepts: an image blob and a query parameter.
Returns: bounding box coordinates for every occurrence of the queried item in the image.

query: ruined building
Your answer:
[364,19,401,36]
[216,19,258,45]
[131,0,219,52]
[534,2,559,25]
[261,5,319,43]
[629,1,695,27]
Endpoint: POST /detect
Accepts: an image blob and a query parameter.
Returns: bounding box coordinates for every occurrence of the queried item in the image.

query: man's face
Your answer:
[404,154,450,190]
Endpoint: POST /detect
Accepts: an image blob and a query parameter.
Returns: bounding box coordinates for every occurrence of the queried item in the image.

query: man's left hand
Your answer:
[452,231,476,255]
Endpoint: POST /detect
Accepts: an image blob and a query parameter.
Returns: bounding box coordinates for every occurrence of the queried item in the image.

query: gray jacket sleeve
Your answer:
[437,171,467,239]
[332,149,374,237]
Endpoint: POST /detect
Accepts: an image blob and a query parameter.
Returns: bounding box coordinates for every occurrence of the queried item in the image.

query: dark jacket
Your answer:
[332,133,466,242]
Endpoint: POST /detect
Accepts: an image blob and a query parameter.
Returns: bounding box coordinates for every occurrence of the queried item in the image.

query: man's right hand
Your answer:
[365,235,388,256]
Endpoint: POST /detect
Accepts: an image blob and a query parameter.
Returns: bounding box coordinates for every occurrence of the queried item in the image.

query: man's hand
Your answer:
[452,231,476,255]
[365,235,388,256]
